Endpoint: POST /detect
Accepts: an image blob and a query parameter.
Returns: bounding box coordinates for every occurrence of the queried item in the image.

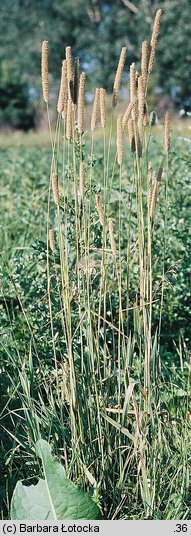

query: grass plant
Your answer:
[0,9,191,520]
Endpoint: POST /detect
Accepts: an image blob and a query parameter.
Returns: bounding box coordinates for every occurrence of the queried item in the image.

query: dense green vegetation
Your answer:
[0,129,190,519]
[0,64,35,131]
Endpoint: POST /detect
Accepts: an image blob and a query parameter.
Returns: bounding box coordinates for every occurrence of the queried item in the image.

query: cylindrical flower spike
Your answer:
[66,46,73,100]
[117,114,123,165]
[130,63,138,120]
[112,47,127,107]
[41,41,49,103]
[108,218,117,258]
[49,229,55,252]
[100,88,106,128]
[57,60,67,114]
[52,173,60,205]
[95,195,104,226]
[77,72,86,134]
[141,40,148,90]
[91,88,100,132]
[150,166,163,219]
[148,9,162,73]
[66,98,73,140]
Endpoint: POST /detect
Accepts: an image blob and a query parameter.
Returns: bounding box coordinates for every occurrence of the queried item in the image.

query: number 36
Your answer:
[175,525,187,532]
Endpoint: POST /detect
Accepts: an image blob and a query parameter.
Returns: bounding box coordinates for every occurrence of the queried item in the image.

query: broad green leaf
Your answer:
[11,439,102,520]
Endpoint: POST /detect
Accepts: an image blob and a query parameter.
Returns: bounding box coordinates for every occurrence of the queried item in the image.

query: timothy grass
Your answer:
[0,10,191,520]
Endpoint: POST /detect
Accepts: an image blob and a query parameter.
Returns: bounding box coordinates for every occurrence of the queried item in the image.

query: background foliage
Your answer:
[0,0,191,129]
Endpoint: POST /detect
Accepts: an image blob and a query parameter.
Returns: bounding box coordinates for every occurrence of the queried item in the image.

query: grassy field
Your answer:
[0,124,191,519]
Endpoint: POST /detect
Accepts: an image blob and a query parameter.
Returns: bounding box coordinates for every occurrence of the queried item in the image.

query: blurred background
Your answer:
[0,0,191,132]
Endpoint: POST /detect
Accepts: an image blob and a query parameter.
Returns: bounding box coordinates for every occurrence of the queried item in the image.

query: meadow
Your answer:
[0,10,191,520]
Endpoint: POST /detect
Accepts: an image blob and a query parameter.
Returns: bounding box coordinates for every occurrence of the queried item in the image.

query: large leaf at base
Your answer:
[11,439,102,520]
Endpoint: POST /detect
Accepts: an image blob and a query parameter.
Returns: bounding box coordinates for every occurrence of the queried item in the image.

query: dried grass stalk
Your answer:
[128,118,136,153]
[130,63,138,119]
[49,229,55,251]
[41,41,49,103]
[57,60,67,114]
[148,9,162,73]
[141,40,148,89]
[100,88,106,128]
[79,161,85,199]
[164,111,170,152]
[112,47,127,107]
[77,72,86,134]
[52,172,59,205]
[117,114,123,165]
[95,194,104,226]
[150,166,163,219]
[66,98,73,140]
[147,162,153,209]
[66,46,73,100]
[108,218,117,257]
[91,88,100,131]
